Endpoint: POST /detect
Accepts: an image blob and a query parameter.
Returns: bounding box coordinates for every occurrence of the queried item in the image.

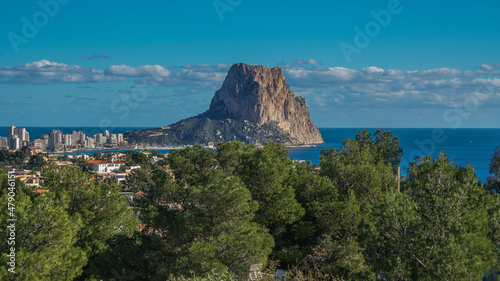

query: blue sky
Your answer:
[0,0,499,128]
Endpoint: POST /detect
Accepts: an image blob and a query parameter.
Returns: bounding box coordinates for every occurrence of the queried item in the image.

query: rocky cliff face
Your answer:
[124,63,323,146]
[207,63,323,144]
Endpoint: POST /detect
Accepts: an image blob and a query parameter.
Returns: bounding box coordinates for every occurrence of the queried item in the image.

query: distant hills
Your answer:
[124,63,324,146]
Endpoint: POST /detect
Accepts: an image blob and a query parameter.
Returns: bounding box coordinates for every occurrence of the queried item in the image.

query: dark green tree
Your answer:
[167,144,218,187]
[86,233,165,281]
[11,150,26,166]
[43,165,138,257]
[126,168,155,193]
[315,129,403,278]
[125,151,152,170]
[487,146,500,193]
[320,132,396,206]
[361,154,498,280]
[0,174,87,280]
[151,175,274,278]
[0,149,10,162]
[27,154,45,170]
[91,152,105,160]
[150,150,164,158]
[350,129,403,171]
[372,128,404,170]
[236,142,305,237]
[215,141,256,174]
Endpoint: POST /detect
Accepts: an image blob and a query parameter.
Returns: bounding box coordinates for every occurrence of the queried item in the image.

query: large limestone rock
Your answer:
[207,63,323,144]
[124,63,323,146]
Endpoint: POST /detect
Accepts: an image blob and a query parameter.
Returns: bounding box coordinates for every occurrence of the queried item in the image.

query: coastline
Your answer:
[49,143,320,156]
[38,128,499,183]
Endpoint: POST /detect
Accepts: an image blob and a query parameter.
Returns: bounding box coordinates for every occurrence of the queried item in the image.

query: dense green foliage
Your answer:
[1,130,499,280]
[27,154,45,171]
[0,166,138,280]
[488,146,500,193]
[0,148,46,172]
[361,155,497,280]
[0,149,28,169]
[43,165,139,256]
[0,175,86,280]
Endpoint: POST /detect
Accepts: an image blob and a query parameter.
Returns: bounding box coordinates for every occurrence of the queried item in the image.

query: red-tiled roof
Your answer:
[15,170,29,174]
[86,160,125,164]
[86,160,108,164]
[33,189,49,193]
[136,225,153,230]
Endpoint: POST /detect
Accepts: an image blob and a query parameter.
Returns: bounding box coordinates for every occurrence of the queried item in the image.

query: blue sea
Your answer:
[1,127,499,183]
[288,128,500,184]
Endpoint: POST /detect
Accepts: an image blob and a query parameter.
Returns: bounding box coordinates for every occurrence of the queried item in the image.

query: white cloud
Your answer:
[480,64,493,71]
[413,67,463,78]
[0,60,171,85]
[0,60,125,84]
[361,66,384,74]
[105,65,145,77]
[281,64,500,109]
[1,60,500,110]
[104,64,171,80]
[286,66,357,85]
[291,58,322,65]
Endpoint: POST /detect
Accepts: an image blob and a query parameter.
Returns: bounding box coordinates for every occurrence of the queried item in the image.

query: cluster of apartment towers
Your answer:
[0,126,125,152]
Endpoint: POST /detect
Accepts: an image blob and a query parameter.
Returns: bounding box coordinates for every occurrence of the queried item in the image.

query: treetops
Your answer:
[0,129,498,280]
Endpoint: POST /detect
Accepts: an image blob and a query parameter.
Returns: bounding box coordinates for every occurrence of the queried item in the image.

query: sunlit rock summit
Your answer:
[125,63,324,146]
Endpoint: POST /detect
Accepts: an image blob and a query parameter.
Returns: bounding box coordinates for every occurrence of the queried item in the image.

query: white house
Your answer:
[86,160,125,174]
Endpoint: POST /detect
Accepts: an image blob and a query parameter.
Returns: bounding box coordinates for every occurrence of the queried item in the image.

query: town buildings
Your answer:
[8,126,29,149]
[3,126,126,152]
